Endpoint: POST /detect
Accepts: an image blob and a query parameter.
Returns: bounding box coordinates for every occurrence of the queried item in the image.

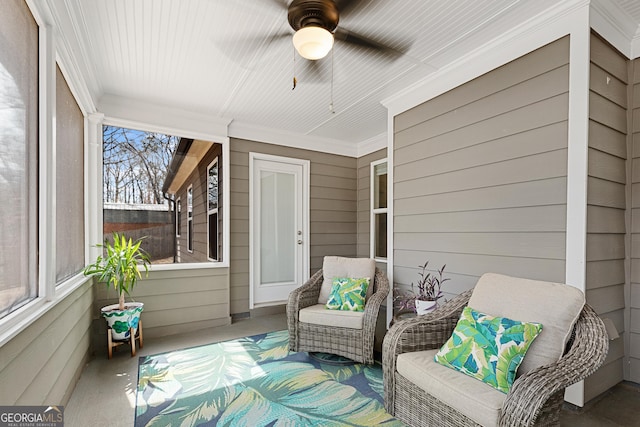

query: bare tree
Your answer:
[103,126,179,204]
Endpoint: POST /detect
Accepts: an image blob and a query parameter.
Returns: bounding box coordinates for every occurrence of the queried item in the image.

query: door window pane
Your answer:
[260,171,295,284]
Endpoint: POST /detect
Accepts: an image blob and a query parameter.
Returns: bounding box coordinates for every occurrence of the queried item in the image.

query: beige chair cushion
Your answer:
[397,349,506,427]
[318,256,376,304]
[468,273,585,376]
[299,304,364,329]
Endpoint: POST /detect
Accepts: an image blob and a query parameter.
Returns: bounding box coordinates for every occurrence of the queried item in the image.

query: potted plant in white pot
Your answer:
[84,233,151,342]
[394,261,449,315]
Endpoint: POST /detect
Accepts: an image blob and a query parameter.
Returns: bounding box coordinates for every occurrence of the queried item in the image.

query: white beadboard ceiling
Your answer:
[52,0,640,147]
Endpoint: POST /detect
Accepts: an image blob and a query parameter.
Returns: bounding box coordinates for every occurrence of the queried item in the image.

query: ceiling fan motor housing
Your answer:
[288,0,339,32]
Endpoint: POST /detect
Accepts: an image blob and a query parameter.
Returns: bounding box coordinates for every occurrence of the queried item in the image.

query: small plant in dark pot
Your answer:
[394,261,449,315]
[84,233,151,341]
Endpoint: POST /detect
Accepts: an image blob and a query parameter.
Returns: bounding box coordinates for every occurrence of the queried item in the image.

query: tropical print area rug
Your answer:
[135,330,403,426]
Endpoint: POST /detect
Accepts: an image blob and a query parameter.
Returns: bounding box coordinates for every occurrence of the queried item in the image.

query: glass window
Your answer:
[55,65,84,283]
[374,162,387,210]
[0,0,39,319]
[102,126,179,263]
[375,212,387,259]
[103,127,224,264]
[371,160,388,260]
[176,198,181,237]
[207,159,219,261]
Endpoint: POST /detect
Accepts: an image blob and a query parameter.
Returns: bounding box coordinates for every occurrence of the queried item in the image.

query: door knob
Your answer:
[297,240,303,245]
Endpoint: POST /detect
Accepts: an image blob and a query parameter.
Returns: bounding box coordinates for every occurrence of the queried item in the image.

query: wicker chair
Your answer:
[287,267,389,364]
[383,274,609,427]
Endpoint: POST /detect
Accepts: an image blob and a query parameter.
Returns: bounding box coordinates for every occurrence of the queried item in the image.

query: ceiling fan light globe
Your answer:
[293,26,334,60]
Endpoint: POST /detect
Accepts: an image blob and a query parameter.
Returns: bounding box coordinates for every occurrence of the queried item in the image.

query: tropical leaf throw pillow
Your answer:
[325,277,370,312]
[434,306,543,394]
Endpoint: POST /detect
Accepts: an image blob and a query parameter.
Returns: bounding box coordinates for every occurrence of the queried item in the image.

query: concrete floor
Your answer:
[66,313,640,426]
[560,382,640,426]
[65,313,289,427]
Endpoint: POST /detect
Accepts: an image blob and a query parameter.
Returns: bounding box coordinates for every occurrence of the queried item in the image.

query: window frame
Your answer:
[0,0,41,321]
[0,3,93,345]
[207,158,219,261]
[370,158,388,262]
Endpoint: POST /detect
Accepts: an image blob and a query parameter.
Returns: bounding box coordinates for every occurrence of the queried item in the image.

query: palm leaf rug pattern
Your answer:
[135,330,404,426]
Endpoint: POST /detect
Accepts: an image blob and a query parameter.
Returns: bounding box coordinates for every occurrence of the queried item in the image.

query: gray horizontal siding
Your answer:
[584,32,628,402]
[395,36,571,132]
[0,281,93,405]
[630,51,640,384]
[93,267,230,352]
[393,37,569,301]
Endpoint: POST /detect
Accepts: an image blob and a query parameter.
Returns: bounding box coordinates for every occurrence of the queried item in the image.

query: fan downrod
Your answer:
[287,0,339,32]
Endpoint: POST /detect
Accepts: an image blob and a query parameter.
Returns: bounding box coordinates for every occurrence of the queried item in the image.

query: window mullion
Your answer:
[38,24,56,301]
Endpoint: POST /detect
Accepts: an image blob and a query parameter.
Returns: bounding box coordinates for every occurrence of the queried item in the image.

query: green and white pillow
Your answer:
[325,277,370,312]
[434,306,543,394]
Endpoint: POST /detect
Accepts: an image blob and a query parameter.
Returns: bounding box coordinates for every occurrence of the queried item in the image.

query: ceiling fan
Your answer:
[271,0,408,61]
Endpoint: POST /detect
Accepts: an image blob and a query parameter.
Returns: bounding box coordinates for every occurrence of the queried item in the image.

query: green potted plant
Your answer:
[84,233,151,340]
[394,261,449,315]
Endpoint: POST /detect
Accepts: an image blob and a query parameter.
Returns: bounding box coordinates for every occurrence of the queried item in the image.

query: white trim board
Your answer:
[229,121,358,158]
[590,0,638,59]
[562,7,592,408]
[357,132,387,158]
[385,112,394,329]
[230,121,388,159]
[26,0,99,114]
[382,0,590,115]
[634,33,640,59]
[100,94,232,142]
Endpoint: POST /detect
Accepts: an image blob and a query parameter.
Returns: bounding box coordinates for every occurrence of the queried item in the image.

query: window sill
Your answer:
[147,261,229,271]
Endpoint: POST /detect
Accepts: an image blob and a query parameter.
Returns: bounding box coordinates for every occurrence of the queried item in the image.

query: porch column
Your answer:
[86,113,104,262]
[564,8,591,407]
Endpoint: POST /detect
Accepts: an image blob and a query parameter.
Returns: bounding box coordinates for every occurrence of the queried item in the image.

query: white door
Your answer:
[250,153,309,308]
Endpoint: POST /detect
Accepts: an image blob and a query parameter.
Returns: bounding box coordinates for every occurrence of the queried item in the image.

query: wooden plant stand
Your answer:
[107,320,144,359]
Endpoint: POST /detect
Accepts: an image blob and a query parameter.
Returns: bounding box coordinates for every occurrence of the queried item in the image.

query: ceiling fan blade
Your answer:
[335,0,373,17]
[214,32,291,68]
[266,0,289,12]
[333,28,408,60]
